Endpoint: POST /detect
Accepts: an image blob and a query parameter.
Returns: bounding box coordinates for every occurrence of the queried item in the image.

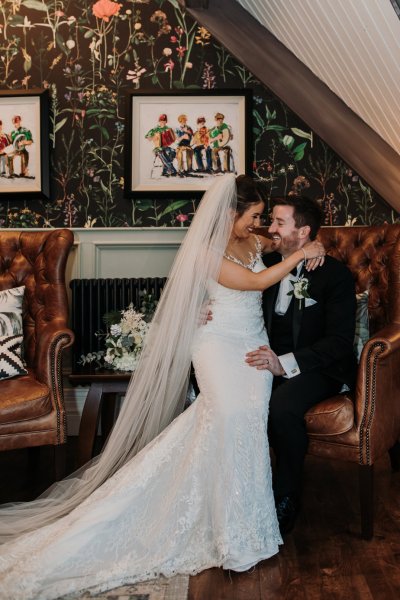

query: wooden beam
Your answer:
[180,0,400,212]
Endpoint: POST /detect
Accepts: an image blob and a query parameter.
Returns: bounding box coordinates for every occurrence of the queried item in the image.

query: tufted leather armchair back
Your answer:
[318,224,400,335]
[0,230,73,368]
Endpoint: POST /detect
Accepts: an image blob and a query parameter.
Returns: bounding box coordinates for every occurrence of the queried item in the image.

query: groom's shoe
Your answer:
[276,495,300,535]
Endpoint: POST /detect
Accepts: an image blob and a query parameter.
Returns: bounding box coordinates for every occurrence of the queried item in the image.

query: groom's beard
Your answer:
[269,232,303,258]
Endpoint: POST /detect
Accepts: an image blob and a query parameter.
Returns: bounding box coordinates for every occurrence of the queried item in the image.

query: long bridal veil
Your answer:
[0,173,238,542]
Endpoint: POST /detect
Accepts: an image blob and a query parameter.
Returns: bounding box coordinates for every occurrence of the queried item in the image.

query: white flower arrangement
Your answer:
[79,292,158,372]
[102,304,150,372]
[288,275,310,308]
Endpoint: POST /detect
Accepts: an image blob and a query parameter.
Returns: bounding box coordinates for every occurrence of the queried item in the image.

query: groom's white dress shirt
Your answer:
[274,261,303,378]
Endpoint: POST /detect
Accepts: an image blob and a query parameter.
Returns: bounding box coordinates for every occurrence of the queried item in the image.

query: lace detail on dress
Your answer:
[224,234,262,270]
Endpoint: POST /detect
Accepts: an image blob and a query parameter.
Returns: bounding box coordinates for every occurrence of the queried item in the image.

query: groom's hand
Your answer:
[245,345,286,376]
[198,304,213,325]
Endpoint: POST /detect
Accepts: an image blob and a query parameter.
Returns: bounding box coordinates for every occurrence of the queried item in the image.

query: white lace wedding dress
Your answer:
[0,248,281,600]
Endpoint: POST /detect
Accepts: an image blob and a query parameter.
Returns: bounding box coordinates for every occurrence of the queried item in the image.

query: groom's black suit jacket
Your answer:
[262,252,358,388]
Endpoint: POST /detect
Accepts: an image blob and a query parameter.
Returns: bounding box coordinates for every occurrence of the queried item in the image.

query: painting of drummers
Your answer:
[0,90,49,200]
[126,91,251,198]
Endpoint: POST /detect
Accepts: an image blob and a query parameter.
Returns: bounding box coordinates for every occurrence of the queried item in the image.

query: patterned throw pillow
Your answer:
[0,286,26,380]
[354,289,369,362]
[0,334,28,380]
[0,286,25,336]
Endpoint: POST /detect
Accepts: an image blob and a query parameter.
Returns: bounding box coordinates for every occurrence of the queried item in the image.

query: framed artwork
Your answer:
[0,89,50,200]
[125,90,252,198]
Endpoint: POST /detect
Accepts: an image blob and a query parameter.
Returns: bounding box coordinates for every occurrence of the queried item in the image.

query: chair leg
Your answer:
[54,444,67,481]
[388,441,400,471]
[359,464,374,540]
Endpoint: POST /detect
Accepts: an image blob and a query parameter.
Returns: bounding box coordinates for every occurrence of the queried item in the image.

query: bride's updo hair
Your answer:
[235,174,264,216]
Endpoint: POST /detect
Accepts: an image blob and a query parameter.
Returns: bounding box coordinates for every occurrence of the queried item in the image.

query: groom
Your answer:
[246,195,357,535]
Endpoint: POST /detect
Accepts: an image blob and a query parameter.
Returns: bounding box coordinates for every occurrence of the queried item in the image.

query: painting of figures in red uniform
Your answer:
[125,91,251,198]
[0,90,49,200]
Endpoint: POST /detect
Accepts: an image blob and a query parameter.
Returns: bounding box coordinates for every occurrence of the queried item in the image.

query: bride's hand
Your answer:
[302,240,325,271]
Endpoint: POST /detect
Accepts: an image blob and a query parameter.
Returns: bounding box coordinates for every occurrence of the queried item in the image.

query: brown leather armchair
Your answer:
[0,230,74,480]
[305,224,400,539]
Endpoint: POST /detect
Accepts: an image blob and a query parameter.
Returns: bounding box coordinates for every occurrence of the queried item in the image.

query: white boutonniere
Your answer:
[288,275,310,309]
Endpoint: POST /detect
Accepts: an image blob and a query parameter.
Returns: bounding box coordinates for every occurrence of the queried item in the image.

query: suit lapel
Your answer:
[292,291,302,349]
[292,265,314,348]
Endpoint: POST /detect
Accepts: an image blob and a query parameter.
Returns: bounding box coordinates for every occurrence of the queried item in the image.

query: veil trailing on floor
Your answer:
[0,174,238,543]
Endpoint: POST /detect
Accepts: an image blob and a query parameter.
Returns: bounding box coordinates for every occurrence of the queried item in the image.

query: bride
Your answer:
[0,174,324,599]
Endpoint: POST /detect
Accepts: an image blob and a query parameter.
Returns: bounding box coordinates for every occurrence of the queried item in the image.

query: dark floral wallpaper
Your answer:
[0,0,397,228]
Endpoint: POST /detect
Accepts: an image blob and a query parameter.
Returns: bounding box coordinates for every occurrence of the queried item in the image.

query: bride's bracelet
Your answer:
[301,248,307,261]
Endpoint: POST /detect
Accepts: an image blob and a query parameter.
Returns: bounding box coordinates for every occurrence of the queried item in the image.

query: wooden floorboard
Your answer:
[1,440,399,599]
[188,453,400,600]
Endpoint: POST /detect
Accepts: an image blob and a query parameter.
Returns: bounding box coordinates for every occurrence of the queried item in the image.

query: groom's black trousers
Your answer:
[268,371,342,500]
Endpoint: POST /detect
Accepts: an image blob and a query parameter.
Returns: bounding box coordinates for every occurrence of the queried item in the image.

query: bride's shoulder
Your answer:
[252,233,273,254]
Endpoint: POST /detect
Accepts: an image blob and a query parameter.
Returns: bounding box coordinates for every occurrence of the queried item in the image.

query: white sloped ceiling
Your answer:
[237,0,400,156]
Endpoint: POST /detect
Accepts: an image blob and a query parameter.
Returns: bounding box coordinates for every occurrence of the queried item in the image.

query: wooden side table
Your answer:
[69,367,132,467]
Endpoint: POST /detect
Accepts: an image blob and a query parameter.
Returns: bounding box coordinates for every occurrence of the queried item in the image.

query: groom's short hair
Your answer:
[272,196,323,240]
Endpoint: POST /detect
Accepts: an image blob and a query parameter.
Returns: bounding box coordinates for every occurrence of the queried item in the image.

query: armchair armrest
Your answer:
[355,324,400,462]
[35,320,75,399]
